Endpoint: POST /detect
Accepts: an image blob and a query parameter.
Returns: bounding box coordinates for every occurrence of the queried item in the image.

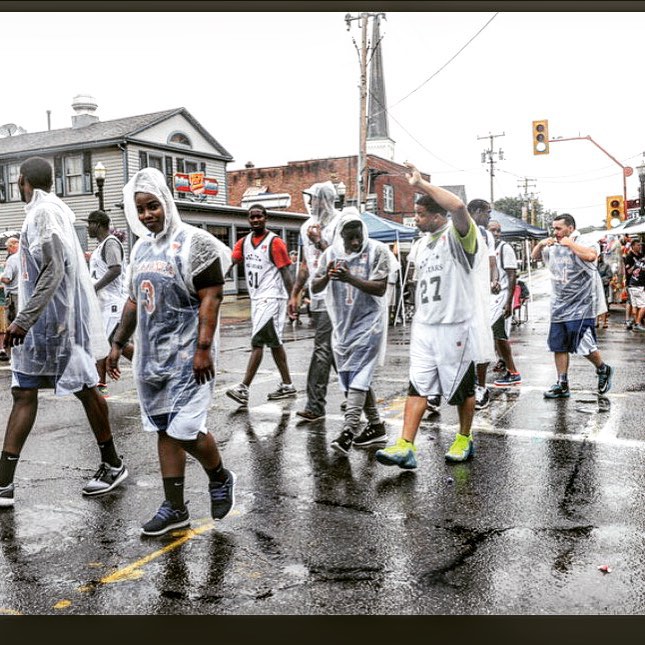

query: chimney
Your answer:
[71,94,99,128]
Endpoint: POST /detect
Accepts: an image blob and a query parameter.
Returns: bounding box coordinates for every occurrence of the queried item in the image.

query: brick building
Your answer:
[227,154,433,224]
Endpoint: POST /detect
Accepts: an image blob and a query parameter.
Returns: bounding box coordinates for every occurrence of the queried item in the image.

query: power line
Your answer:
[388,12,500,111]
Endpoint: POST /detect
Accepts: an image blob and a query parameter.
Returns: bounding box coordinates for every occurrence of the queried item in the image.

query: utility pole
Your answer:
[477,132,505,206]
[517,177,537,223]
[346,12,386,211]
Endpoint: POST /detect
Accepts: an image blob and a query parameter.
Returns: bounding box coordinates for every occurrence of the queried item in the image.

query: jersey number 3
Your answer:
[419,276,441,304]
[140,279,156,314]
[247,270,259,290]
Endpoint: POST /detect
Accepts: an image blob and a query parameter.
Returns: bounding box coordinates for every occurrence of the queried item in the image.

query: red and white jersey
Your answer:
[234,231,290,300]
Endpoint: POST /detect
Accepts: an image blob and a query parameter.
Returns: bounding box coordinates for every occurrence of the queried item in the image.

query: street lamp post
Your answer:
[637,161,645,219]
[94,161,106,212]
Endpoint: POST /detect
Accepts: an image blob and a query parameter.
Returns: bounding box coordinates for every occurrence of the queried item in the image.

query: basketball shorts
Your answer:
[492,313,511,341]
[628,286,645,309]
[547,318,597,355]
[408,320,475,405]
[102,302,123,342]
[251,298,286,348]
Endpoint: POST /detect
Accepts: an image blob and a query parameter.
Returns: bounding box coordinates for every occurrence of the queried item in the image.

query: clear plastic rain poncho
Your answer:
[300,181,342,312]
[541,231,607,322]
[12,189,108,395]
[123,168,232,437]
[315,210,391,392]
[469,223,496,364]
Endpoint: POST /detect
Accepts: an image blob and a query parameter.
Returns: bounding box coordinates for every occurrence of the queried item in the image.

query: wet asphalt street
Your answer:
[0,267,644,616]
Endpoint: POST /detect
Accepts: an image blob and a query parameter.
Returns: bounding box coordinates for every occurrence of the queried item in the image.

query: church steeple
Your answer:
[366,14,395,161]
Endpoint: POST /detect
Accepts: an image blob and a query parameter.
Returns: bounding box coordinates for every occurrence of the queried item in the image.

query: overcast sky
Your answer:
[1,10,643,229]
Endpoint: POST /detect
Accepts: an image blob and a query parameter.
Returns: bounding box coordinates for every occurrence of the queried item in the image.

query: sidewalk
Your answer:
[220,294,251,325]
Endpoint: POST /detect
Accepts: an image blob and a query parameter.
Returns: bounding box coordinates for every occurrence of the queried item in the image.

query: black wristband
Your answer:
[196,342,211,350]
[113,339,127,349]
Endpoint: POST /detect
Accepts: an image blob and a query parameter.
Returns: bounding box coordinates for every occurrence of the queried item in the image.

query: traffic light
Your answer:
[532,120,549,155]
[605,195,625,228]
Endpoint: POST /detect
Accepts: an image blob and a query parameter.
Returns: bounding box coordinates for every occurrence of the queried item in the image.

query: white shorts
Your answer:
[251,298,286,346]
[409,320,473,400]
[628,286,645,308]
[102,303,123,340]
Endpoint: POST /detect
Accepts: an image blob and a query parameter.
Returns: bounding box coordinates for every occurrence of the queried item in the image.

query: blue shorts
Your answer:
[547,319,597,354]
[11,371,59,389]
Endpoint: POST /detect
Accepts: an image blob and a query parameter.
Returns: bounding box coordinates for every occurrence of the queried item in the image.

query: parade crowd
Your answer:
[0,156,643,536]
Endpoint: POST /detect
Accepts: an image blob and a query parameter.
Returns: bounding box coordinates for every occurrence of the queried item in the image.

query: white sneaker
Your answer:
[267,383,297,400]
[226,383,249,405]
[474,385,490,410]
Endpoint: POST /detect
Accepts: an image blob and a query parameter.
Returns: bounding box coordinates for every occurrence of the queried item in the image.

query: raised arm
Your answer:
[404,161,471,236]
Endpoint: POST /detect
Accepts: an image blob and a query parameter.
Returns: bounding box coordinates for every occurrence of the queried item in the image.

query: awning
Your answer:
[361,211,419,243]
[490,210,548,240]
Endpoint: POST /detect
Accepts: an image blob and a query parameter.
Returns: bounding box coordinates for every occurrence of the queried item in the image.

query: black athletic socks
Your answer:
[205,461,228,484]
[162,476,186,510]
[0,451,20,487]
[97,438,120,468]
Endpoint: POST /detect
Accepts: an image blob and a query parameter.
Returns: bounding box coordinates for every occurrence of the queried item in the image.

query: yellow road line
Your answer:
[52,517,219,609]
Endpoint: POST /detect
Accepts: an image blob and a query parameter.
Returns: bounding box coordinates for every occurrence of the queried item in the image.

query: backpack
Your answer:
[518,279,529,300]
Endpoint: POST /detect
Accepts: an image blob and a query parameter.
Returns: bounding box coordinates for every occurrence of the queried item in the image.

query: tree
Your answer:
[494,195,557,229]
[493,196,524,218]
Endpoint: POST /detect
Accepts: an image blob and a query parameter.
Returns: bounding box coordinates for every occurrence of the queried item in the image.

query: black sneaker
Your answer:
[331,429,354,455]
[353,422,387,447]
[141,501,190,536]
[0,483,15,508]
[597,364,613,395]
[543,382,570,399]
[209,469,236,520]
[0,351,9,362]
[82,459,128,496]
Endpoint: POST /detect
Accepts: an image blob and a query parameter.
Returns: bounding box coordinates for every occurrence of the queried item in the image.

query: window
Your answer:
[65,155,83,194]
[383,184,394,212]
[286,230,300,253]
[168,132,192,147]
[206,225,230,247]
[54,152,92,197]
[176,159,206,175]
[0,163,21,202]
[148,155,163,172]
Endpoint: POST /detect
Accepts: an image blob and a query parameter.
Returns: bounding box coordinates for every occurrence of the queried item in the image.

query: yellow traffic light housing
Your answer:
[605,195,624,228]
[532,120,549,155]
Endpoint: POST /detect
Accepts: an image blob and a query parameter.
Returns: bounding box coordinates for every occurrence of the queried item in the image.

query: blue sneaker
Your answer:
[493,371,522,387]
[375,438,417,469]
[0,483,15,508]
[141,500,190,536]
[543,382,570,399]
[597,364,613,395]
[209,469,236,520]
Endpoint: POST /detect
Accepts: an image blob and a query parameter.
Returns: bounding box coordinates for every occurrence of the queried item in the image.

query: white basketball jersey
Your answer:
[89,235,126,308]
[413,224,476,325]
[242,231,287,300]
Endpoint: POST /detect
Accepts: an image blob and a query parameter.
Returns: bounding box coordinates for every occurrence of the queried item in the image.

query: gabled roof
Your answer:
[0,107,233,160]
